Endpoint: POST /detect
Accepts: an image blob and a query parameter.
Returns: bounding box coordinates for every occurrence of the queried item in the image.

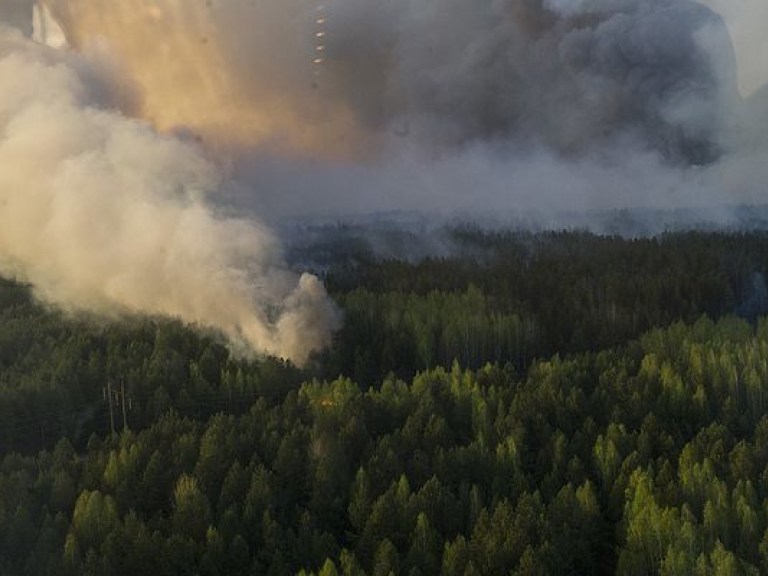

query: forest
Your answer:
[4,227,768,574]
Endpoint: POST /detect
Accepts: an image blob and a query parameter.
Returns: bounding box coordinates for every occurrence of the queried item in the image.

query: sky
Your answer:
[698,0,768,96]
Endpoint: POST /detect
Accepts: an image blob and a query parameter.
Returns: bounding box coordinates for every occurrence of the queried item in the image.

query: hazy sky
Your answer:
[699,0,768,96]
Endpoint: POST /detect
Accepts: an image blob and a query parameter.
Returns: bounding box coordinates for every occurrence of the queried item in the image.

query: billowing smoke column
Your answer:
[34,0,739,166]
[322,0,736,165]
[0,19,338,366]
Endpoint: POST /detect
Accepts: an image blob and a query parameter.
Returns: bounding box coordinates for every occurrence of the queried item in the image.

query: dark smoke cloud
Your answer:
[223,0,764,222]
[318,0,736,164]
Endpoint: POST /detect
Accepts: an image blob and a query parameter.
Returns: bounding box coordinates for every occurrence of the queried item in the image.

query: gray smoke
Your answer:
[229,0,765,220]
[23,0,745,164]
[318,0,736,165]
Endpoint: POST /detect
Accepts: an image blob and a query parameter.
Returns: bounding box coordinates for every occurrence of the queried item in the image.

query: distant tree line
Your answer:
[321,230,768,383]
[3,317,768,573]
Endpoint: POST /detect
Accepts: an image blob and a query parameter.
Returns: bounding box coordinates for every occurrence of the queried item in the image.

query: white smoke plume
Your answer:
[0,21,337,366]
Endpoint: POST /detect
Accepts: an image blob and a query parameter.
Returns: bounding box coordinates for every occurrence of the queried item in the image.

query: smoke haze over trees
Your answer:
[0,0,767,352]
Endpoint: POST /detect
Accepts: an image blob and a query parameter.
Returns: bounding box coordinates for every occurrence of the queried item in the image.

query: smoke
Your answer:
[40,0,363,157]
[34,0,740,164]
[27,0,760,220]
[0,23,337,366]
[230,0,761,219]
[0,0,767,361]
[325,0,735,164]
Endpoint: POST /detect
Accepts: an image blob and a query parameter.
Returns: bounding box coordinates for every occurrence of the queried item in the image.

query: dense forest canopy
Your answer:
[4,228,768,574]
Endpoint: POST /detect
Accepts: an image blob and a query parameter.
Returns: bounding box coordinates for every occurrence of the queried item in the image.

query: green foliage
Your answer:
[3,230,768,573]
[1,316,768,572]
[322,230,768,382]
[0,279,303,454]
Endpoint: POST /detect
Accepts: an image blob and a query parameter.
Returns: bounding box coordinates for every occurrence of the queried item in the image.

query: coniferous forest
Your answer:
[6,227,768,574]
